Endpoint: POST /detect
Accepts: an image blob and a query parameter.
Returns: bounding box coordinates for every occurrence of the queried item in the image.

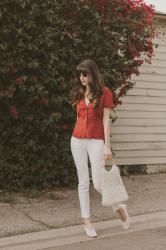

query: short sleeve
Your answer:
[103,87,113,108]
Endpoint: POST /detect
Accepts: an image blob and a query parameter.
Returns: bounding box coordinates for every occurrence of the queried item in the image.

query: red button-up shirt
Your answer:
[72,86,113,140]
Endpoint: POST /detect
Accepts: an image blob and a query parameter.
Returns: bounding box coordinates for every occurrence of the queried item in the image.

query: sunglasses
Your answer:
[77,70,89,77]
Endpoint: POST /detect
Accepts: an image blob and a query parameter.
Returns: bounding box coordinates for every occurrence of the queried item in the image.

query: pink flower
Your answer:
[31,165,40,173]
[39,97,49,106]
[32,75,37,81]
[62,124,68,131]
[7,85,15,97]
[10,68,17,74]
[16,77,24,85]
[146,14,153,25]
[10,105,20,119]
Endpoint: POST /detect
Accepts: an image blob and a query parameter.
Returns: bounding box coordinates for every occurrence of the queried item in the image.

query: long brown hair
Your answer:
[71,59,104,108]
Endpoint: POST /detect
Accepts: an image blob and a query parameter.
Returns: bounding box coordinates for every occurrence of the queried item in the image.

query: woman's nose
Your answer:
[80,74,84,80]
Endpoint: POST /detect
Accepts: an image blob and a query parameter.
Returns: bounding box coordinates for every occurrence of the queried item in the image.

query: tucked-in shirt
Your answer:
[72,86,113,140]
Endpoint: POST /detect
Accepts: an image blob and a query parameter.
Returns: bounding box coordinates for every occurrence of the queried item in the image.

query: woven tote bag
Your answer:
[101,161,129,206]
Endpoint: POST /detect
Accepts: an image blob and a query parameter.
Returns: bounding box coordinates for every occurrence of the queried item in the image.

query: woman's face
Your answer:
[79,71,90,88]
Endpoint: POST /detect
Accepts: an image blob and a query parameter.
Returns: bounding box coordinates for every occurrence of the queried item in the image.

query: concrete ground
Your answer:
[48,224,166,250]
[0,173,166,239]
[1,209,166,249]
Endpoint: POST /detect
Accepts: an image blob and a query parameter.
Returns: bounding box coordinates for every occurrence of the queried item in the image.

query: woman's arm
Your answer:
[103,107,112,160]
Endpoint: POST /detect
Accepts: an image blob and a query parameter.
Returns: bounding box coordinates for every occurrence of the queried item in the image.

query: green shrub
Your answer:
[0,0,155,190]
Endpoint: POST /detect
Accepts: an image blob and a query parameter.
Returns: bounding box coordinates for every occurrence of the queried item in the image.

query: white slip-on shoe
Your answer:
[119,204,131,230]
[84,225,98,238]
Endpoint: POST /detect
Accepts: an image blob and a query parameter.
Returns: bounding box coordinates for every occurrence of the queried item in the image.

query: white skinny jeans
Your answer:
[70,136,122,218]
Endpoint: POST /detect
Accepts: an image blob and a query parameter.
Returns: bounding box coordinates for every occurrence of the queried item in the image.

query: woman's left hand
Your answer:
[104,145,112,160]
[104,153,112,160]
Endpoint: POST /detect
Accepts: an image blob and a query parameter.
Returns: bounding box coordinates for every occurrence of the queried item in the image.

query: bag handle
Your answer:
[104,151,116,167]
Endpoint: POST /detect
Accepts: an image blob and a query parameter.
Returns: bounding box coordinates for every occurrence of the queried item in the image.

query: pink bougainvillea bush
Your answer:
[0,0,155,190]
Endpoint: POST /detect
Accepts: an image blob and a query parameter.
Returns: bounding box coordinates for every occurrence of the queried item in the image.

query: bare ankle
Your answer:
[83,218,94,229]
[83,218,91,225]
[117,208,127,222]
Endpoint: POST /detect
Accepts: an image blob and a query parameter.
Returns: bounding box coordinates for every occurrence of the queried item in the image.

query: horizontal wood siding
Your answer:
[111,18,166,165]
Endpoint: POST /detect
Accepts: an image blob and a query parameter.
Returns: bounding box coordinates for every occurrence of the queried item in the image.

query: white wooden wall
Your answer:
[111,16,166,165]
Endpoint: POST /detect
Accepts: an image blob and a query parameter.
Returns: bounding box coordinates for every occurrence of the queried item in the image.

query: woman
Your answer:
[70,59,130,237]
